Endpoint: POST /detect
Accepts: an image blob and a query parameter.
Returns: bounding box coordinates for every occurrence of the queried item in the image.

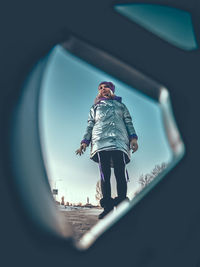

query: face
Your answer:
[98,84,112,98]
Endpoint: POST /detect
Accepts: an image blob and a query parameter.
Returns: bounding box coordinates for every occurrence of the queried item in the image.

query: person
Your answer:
[75,81,138,219]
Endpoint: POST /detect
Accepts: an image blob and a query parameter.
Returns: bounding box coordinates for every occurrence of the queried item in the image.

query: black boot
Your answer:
[113,196,130,207]
[98,198,114,219]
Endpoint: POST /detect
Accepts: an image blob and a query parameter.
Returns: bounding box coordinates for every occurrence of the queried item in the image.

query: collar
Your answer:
[95,95,122,104]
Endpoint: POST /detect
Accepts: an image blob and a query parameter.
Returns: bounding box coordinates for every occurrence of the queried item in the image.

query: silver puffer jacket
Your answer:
[81,96,138,167]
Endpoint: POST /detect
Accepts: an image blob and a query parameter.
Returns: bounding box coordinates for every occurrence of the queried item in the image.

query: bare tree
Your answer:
[135,162,167,196]
[95,180,103,205]
[151,162,167,178]
[138,173,154,188]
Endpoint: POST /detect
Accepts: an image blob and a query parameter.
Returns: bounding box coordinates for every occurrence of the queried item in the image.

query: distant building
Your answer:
[87,197,89,204]
[61,196,65,205]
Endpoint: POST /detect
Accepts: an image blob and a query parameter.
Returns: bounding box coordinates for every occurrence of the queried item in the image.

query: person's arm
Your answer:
[123,103,138,153]
[123,103,138,139]
[81,106,95,146]
[76,106,95,156]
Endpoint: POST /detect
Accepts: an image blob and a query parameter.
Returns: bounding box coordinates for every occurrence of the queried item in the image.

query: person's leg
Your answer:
[99,150,111,199]
[112,150,127,205]
[98,151,114,219]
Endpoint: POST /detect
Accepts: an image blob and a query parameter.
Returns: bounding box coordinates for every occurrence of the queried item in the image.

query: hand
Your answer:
[130,138,138,153]
[75,143,87,156]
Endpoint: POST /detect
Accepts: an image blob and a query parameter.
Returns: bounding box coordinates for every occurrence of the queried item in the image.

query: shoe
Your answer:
[100,197,114,208]
[113,196,130,207]
[98,197,114,219]
[98,207,113,219]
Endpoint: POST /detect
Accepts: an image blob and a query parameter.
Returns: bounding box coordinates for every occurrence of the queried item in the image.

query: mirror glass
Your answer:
[39,44,174,244]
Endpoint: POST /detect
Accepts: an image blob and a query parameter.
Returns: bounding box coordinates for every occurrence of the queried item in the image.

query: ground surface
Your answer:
[59,206,102,242]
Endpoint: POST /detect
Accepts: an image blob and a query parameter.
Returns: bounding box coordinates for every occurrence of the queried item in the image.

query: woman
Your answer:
[75,81,138,219]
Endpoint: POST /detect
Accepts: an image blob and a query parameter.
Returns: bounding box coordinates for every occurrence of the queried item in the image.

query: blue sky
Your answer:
[39,45,172,205]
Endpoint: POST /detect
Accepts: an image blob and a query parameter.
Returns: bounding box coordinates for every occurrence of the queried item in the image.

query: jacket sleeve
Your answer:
[123,103,138,140]
[81,106,95,146]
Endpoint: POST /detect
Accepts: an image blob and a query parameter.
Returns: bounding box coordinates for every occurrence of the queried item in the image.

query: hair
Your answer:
[97,88,114,97]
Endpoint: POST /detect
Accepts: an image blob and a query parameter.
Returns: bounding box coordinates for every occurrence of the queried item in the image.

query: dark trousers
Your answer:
[99,150,127,202]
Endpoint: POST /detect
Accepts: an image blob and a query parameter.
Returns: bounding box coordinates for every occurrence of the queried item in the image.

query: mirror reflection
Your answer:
[39,45,172,243]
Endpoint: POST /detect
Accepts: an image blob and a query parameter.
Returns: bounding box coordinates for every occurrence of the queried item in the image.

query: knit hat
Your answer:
[98,81,115,93]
